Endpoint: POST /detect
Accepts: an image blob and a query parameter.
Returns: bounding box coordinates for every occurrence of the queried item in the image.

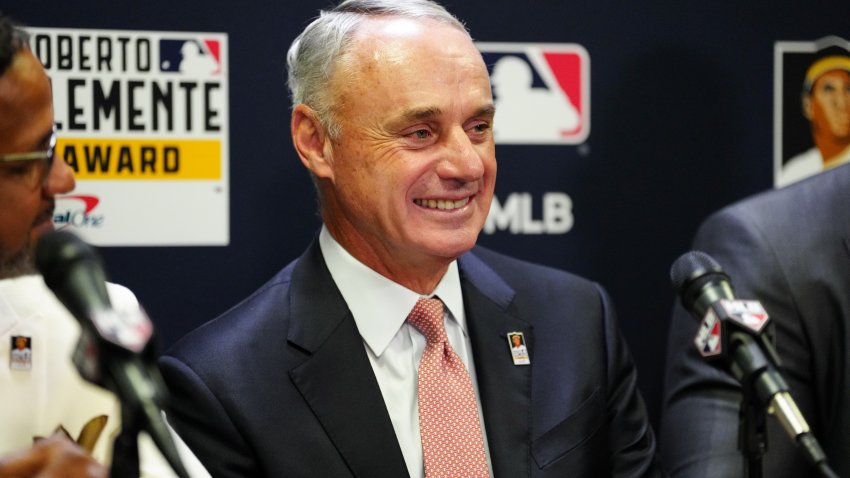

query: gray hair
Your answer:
[286,0,469,139]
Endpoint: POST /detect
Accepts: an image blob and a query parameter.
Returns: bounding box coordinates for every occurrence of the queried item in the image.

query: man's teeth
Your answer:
[414,197,470,210]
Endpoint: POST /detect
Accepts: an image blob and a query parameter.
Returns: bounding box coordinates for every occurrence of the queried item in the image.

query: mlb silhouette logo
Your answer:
[477,43,590,145]
[160,38,222,75]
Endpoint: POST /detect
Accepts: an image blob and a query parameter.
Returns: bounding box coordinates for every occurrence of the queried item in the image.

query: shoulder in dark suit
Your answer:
[160,240,661,477]
[661,164,850,477]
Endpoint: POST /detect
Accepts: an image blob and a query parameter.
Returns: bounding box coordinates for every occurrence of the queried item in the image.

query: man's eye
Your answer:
[413,129,430,139]
[6,164,35,176]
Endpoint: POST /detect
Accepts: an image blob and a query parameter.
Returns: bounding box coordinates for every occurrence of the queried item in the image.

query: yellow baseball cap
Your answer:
[804,55,850,91]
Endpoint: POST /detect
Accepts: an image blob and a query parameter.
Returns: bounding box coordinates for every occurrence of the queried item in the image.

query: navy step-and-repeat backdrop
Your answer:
[7,0,850,429]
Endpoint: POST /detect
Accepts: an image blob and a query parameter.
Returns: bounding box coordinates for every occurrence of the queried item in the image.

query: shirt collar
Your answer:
[0,275,46,335]
[318,226,466,357]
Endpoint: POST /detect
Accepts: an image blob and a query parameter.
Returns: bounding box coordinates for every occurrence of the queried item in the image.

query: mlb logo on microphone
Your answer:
[477,42,590,145]
[159,38,223,75]
[694,309,723,358]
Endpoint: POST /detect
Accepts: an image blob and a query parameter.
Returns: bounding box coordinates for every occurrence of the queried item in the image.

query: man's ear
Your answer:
[292,104,334,180]
[802,93,813,121]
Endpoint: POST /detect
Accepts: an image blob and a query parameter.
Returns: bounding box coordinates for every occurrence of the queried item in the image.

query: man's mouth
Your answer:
[33,203,55,228]
[413,197,471,211]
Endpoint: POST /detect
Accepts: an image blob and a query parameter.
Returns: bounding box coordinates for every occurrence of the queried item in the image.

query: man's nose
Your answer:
[43,153,76,196]
[437,127,486,181]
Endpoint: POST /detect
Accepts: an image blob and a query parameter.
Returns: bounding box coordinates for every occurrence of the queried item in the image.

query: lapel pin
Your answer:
[506,332,530,365]
[10,335,32,371]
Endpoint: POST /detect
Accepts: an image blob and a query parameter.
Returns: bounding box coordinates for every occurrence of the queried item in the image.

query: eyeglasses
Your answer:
[0,124,58,188]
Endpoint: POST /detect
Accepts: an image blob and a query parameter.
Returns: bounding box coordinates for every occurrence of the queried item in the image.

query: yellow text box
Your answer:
[58,138,221,180]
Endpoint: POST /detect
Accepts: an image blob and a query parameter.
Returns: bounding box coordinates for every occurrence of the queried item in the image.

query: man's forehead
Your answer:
[819,69,850,81]
[0,49,53,152]
[352,15,466,40]
[396,104,495,122]
[0,50,49,106]
[1,49,48,88]
[347,16,475,63]
[327,15,492,122]
[360,16,433,39]
[811,70,850,93]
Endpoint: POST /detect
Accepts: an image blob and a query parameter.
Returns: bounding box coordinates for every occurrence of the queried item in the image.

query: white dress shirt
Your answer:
[319,227,493,478]
[778,144,850,187]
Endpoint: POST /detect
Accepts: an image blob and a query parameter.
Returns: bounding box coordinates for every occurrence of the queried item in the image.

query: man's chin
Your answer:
[31,217,56,241]
[422,235,479,262]
[0,247,37,280]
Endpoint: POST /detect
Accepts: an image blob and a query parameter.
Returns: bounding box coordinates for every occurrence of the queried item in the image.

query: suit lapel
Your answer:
[287,240,409,478]
[460,251,533,478]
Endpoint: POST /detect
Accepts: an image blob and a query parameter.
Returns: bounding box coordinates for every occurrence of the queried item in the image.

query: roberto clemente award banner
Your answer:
[26,27,229,246]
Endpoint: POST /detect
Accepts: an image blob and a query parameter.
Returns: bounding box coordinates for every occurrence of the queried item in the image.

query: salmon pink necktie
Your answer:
[406,297,490,478]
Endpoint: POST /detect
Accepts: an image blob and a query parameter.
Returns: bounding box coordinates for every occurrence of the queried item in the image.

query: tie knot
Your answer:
[406,297,447,344]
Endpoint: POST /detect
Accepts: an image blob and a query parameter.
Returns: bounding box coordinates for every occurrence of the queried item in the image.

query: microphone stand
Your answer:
[104,345,191,478]
[732,332,840,478]
[107,364,191,478]
[671,252,841,478]
[739,385,767,478]
[111,403,142,478]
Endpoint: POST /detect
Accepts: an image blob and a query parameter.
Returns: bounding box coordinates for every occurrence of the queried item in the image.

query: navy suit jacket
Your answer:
[662,163,850,477]
[160,240,659,477]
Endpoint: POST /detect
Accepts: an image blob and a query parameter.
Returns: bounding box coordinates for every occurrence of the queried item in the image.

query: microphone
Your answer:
[670,251,835,476]
[35,230,189,478]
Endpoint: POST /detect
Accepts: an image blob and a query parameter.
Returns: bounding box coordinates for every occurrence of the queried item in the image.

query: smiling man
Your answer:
[159,1,660,477]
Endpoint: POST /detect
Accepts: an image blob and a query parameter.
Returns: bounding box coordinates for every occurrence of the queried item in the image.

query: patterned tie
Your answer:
[406,297,490,478]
